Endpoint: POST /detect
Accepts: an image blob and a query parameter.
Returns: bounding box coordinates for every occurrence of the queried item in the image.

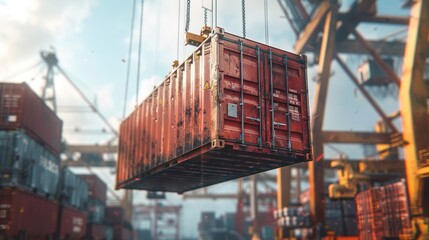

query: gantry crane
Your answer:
[276,0,429,238]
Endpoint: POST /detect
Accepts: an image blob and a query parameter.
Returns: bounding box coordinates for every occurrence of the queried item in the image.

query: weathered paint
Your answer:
[0,83,63,155]
[117,28,311,193]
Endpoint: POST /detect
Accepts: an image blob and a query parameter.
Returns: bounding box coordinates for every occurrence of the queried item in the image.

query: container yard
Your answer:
[0,0,428,239]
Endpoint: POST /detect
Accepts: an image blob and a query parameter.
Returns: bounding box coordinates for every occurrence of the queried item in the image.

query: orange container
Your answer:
[116,28,311,193]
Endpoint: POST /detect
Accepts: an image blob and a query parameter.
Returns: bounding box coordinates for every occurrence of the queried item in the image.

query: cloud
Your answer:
[0,0,97,75]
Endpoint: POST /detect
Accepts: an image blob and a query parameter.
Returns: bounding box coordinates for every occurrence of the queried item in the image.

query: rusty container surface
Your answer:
[116,28,311,192]
[85,223,106,240]
[112,224,132,240]
[59,205,87,239]
[105,206,125,224]
[78,174,107,203]
[0,83,63,155]
[0,188,58,238]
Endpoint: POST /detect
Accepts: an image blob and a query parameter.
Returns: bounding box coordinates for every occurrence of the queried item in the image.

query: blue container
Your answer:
[0,130,60,197]
[87,198,106,223]
[59,168,89,210]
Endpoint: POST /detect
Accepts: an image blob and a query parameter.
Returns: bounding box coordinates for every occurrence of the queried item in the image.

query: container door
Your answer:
[264,50,292,151]
[221,40,265,148]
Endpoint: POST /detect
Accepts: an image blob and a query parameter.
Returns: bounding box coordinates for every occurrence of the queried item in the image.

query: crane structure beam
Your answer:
[66,144,118,153]
[337,40,402,56]
[337,14,409,25]
[350,27,402,86]
[322,131,394,144]
[61,160,116,167]
[294,0,333,53]
[276,167,291,239]
[308,0,338,225]
[335,54,399,132]
[399,0,429,236]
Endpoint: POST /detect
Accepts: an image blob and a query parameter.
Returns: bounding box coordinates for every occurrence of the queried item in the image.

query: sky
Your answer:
[0,0,411,237]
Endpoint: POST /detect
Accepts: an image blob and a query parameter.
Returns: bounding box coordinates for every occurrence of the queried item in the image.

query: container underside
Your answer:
[118,143,309,193]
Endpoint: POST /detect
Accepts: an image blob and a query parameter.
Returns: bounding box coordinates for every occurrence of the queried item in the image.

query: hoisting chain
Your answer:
[242,0,246,38]
[185,0,191,32]
[204,8,208,26]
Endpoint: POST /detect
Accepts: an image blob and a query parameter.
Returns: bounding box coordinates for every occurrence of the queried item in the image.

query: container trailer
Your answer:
[117,27,311,193]
[0,83,63,155]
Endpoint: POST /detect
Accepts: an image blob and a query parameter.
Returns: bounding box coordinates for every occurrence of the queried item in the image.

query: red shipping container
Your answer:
[86,223,106,240]
[112,224,132,240]
[59,205,87,239]
[78,174,107,203]
[105,206,124,224]
[116,28,311,193]
[0,188,58,238]
[0,83,63,155]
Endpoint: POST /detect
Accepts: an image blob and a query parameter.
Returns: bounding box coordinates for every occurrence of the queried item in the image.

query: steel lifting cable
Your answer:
[204,8,208,26]
[123,0,137,118]
[242,0,246,38]
[264,0,269,44]
[185,0,191,32]
[136,0,145,106]
[176,0,182,60]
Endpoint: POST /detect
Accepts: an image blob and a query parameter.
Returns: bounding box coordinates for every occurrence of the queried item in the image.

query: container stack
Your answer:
[380,181,412,238]
[355,188,384,239]
[58,168,89,239]
[324,199,358,236]
[105,206,133,239]
[79,174,108,240]
[0,83,63,239]
[274,206,311,228]
[355,181,412,239]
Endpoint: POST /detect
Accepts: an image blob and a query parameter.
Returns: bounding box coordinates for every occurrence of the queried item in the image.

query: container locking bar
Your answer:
[269,49,275,151]
[283,55,292,151]
[239,40,245,147]
[256,46,263,149]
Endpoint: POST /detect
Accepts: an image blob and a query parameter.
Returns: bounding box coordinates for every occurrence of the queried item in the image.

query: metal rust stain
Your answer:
[116,28,311,192]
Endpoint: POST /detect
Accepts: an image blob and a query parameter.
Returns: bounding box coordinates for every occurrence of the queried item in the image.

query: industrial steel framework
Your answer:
[276,0,429,238]
[133,204,182,240]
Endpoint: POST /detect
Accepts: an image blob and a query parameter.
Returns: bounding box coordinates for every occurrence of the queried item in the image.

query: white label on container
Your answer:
[7,115,17,122]
[0,210,6,218]
[39,156,59,175]
[289,106,300,121]
[288,93,301,106]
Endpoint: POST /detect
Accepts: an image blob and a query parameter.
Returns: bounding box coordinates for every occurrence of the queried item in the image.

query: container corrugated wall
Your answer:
[60,168,89,210]
[79,174,107,203]
[0,188,59,238]
[117,28,311,193]
[0,130,60,197]
[87,198,106,223]
[0,83,63,155]
[59,205,87,238]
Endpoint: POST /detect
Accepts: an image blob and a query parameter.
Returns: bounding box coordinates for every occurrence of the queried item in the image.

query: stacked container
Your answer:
[355,188,384,239]
[106,206,133,240]
[380,181,412,238]
[0,83,63,155]
[355,181,412,239]
[274,205,311,228]
[0,83,63,239]
[0,188,59,238]
[59,168,89,209]
[79,174,108,240]
[0,130,60,197]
